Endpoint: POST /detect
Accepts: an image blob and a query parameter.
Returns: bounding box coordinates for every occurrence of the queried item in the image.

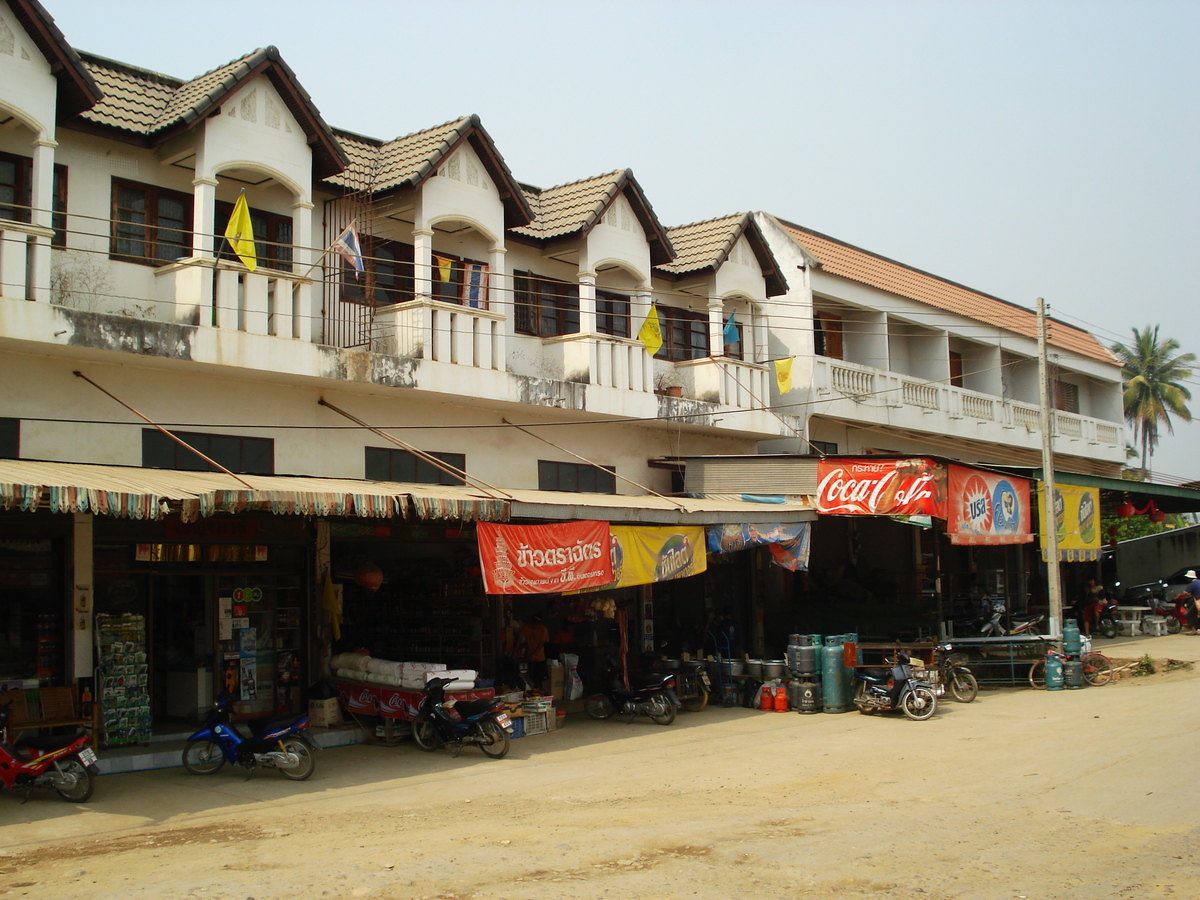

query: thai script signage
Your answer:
[476,520,612,594]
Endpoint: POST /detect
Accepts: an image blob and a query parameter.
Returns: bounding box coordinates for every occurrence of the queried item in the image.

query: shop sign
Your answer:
[1037,482,1101,561]
[585,525,708,591]
[947,466,1032,545]
[816,458,947,517]
[476,520,612,594]
[706,523,812,572]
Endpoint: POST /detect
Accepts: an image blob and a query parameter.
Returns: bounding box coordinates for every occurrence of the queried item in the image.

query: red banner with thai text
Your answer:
[476,520,613,594]
[816,458,947,517]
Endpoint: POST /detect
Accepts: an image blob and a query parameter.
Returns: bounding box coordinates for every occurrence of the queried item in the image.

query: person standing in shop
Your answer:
[1180,570,1200,635]
[519,614,551,687]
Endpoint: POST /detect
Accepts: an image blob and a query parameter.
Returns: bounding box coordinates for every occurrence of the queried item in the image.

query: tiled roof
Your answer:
[779,220,1115,364]
[10,0,101,115]
[657,213,750,275]
[512,170,629,240]
[326,117,474,193]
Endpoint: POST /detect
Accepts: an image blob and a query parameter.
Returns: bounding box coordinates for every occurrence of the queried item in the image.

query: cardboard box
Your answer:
[308,696,342,727]
[549,668,566,701]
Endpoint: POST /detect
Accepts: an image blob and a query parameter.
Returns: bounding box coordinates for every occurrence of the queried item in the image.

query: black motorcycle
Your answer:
[584,669,678,725]
[411,676,514,759]
[852,653,938,720]
[934,643,979,703]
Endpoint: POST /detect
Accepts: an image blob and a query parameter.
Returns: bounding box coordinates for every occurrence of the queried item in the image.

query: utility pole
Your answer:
[1037,297,1063,638]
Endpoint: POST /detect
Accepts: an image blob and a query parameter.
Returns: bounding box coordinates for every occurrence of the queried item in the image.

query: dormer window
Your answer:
[596,289,630,338]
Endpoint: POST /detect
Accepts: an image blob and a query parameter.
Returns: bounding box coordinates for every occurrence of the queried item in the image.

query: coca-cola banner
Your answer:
[476,520,613,594]
[816,458,947,517]
[947,465,1033,545]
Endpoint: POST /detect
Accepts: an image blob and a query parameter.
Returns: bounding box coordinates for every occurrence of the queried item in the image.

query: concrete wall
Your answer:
[1115,525,1200,589]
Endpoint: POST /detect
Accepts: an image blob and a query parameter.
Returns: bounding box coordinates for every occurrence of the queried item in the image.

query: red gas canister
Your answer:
[774,685,789,712]
[760,685,774,710]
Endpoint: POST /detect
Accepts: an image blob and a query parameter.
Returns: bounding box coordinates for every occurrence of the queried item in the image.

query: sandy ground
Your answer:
[1,636,1198,900]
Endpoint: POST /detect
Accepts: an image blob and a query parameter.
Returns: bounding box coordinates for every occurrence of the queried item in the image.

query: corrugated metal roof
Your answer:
[778,220,1116,365]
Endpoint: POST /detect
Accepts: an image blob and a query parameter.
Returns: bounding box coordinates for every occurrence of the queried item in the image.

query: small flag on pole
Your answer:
[773,357,794,394]
[638,304,663,356]
[722,311,739,348]
[223,192,257,272]
[434,255,453,283]
[333,222,364,278]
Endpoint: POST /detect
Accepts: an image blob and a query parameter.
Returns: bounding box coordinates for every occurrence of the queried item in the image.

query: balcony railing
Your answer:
[380,297,504,371]
[156,257,315,340]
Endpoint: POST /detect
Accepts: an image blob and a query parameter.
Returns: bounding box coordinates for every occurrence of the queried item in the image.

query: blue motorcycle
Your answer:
[411,676,513,759]
[182,693,319,780]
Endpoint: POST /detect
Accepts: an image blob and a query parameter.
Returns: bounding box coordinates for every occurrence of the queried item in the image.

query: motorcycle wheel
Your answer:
[1028,660,1046,690]
[852,681,875,714]
[649,696,677,726]
[53,758,95,803]
[680,688,709,712]
[182,739,226,775]
[277,737,316,781]
[901,686,937,721]
[476,719,510,760]
[1099,619,1117,639]
[947,669,978,703]
[411,715,440,751]
[584,693,616,720]
[1167,617,1182,635]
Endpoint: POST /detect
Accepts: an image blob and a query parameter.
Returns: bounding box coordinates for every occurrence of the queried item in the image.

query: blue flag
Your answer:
[722,311,739,347]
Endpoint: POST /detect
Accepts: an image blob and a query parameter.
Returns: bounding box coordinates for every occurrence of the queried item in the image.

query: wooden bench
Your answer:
[0,687,92,742]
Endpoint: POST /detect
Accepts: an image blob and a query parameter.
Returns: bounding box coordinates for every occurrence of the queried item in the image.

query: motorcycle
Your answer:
[584,669,679,725]
[1067,594,1118,639]
[954,599,1006,637]
[933,643,979,702]
[852,653,938,720]
[1149,594,1185,634]
[411,676,513,759]
[0,700,99,802]
[182,693,319,780]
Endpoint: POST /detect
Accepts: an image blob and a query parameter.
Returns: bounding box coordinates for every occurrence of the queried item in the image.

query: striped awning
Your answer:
[0,459,510,523]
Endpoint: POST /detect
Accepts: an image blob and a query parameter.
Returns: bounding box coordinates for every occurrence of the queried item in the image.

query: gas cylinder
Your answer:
[774,685,789,711]
[760,684,774,710]
[1064,658,1084,689]
[796,644,817,677]
[797,679,821,714]
[821,637,848,712]
[1046,653,1065,691]
[1063,622,1082,659]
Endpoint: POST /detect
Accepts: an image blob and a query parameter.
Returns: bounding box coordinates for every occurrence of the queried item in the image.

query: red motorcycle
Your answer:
[0,700,99,802]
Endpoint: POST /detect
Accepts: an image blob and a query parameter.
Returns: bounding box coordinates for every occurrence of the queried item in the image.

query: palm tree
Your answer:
[1111,326,1196,471]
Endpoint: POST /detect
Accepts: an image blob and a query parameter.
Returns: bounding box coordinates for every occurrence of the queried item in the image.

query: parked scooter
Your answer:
[1006,611,1046,636]
[954,599,1006,637]
[0,700,99,802]
[934,643,979,702]
[852,653,938,720]
[182,693,319,780]
[411,676,513,759]
[584,668,679,725]
[1148,594,1184,634]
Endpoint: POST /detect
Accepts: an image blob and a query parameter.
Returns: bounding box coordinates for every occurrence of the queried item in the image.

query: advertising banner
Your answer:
[816,458,947,517]
[946,465,1033,545]
[1037,482,1102,561]
[706,523,812,571]
[604,525,707,589]
[476,520,612,594]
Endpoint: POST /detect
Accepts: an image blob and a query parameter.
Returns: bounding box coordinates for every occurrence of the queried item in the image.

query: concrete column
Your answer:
[708,299,724,357]
[71,513,94,681]
[578,270,597,334]
[28,138,57,302]
[192,177,218,257]
[635,288,653,391]
[292,198,314,341]
[190,177,218,325]
[413,228,433,301]
[489,243,508,371]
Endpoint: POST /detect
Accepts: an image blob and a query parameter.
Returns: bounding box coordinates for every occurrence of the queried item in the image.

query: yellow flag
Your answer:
[774,357,794,394]
[223,193,256,272]
[434,255,453,282]
[638,304,663,356]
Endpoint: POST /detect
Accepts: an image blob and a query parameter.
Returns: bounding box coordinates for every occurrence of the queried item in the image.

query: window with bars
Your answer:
[215,200,293,271]
[596,289,631,338]
[538,460,616,494]
[111,179,192,265]
[142,429,273,475]
[657,306,709,361]
[1,152,68,247]
[364,447,465,485]
[514,271,580,337]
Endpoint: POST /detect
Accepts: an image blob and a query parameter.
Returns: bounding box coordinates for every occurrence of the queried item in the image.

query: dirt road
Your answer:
[2,651,1198,900]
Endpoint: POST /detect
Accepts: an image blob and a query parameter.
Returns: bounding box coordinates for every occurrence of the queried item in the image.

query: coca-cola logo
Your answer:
[817,465,936,515]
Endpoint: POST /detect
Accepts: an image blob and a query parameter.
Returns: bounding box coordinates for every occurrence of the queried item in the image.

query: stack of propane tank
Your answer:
[711,634,864,713]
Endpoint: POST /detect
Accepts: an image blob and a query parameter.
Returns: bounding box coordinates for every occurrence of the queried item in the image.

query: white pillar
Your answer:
[578,270,597,334]
[489,243,508,371]
[292,198,314,341]
[413,228,433,301]
[28,138,57,303]
[635,288,653,392]
[190,177,218,324]
[708,298,724,357]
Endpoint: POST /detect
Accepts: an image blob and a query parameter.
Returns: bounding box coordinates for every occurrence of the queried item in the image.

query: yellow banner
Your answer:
[593,525,707,590]
[1037,482,1101,561]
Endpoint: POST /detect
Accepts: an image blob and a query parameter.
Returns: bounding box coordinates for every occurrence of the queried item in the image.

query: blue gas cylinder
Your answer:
[821,637,847,712]
[1046,652,1065,691]
[1063,622,1082,658]
[1064,658,1084,689]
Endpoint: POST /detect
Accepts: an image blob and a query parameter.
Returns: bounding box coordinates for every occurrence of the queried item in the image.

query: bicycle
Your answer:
[1029,648,1114,689]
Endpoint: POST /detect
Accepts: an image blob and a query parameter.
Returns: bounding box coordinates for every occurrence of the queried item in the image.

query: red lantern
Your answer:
[1149,508,1166,524]
[1109,537,1118,548]
[1107,526,1119,537]
[354,560,384,592]
[1117,500,1134,518]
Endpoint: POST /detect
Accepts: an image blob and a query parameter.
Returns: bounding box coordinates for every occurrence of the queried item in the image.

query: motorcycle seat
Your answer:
[452,698,499,718]
[248,714,307,738]
[15,732,87,754]
[860,667,891,681]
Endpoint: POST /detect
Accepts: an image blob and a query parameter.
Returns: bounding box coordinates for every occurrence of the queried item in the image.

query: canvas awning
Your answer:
[501,487,816,526]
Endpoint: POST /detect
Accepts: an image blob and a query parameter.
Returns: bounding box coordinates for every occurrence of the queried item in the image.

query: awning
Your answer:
[0,459,814,527]
[0,459,509,523]
[1028,469,1200,516]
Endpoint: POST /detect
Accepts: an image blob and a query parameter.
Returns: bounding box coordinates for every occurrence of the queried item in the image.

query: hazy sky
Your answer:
[43,0,1200,481]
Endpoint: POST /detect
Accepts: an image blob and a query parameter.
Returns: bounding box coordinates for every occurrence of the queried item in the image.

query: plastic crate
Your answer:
[510,716,525,739]
[523,710,549,736]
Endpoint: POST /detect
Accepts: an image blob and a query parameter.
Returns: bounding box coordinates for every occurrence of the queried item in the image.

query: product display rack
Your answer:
[95,613,152,746]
